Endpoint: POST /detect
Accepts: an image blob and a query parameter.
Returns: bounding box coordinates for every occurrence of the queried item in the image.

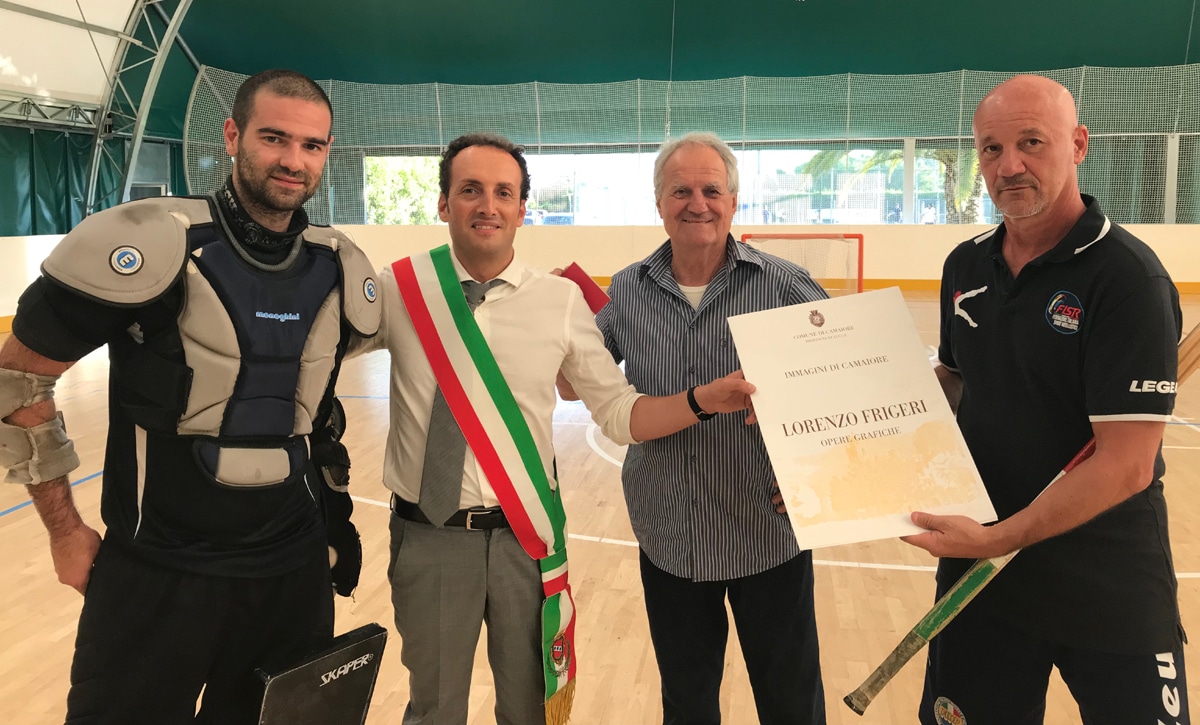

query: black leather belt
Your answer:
[390,495,510,530]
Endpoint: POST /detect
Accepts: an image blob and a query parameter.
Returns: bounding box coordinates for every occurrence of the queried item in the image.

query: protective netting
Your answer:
[185,64,1200,226]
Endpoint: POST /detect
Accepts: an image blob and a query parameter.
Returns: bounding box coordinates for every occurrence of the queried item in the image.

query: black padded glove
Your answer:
[311,396,350,492]
[312,398,361,597]
[323,485,362,597]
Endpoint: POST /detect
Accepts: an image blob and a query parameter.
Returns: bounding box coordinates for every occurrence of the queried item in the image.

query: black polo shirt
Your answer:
[937,195,1184,655]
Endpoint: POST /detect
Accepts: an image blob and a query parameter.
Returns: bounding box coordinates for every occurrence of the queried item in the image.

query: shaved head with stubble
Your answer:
[973,75,1089,227]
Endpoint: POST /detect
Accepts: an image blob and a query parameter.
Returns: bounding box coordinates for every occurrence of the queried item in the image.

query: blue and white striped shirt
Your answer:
[597,236,829,581]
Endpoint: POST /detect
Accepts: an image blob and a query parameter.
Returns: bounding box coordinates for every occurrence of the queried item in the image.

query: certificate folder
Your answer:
[727,287,995,550]
[257,622,388,725]
[560,262,610,314]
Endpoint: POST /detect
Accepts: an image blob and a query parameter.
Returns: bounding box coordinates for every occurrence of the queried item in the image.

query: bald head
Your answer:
[972,75,1089,222]
[973,75,1079,137]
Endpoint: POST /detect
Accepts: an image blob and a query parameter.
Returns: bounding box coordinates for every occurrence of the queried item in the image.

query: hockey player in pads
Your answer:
[0,69,377,724]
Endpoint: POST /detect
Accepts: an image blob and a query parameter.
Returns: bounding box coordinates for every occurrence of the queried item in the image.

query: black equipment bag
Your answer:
[257,623,388,724]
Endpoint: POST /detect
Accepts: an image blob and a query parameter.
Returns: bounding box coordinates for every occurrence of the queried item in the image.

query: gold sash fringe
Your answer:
[544,678,576,725]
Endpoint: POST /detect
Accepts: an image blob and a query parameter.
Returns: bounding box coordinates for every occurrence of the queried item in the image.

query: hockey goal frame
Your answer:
[739,233,865,294]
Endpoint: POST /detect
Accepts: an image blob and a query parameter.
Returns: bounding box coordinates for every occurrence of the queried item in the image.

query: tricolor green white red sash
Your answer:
[392,245,577,723]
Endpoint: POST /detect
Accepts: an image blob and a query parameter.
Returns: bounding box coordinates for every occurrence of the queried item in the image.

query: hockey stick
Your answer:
[844,318,1200,716]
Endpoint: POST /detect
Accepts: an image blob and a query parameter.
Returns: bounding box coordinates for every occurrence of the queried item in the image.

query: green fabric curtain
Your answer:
[0,126,34,235]
[169,141,189,196]
[0,124,124,236]
[87,138,129,214]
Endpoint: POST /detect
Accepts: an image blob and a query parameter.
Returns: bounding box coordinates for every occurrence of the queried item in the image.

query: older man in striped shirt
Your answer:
[595,132,829,724]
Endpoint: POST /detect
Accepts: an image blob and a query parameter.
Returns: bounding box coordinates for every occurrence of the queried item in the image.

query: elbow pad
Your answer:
[0,368,80,484]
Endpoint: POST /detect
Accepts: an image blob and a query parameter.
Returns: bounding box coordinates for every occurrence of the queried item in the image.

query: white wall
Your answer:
[0,235,63,318]
[335,223,1200,285]
[3,224,1198,317]
[343,224,996,282]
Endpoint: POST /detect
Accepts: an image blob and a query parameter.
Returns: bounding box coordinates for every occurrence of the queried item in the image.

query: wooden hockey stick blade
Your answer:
[842,446,1089,715]
[1178,318,1200,387]
[844,317,1200,716]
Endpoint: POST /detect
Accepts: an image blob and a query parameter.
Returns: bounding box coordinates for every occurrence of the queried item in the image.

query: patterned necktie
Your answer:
[418,278,504,526]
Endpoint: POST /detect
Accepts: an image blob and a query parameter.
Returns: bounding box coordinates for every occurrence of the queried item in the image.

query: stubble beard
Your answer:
[235,147,317,214]
[997,196,1048,220]
[992,180,1046,220]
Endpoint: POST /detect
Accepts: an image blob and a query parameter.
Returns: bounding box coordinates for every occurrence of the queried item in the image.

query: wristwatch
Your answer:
[687,386,717,421]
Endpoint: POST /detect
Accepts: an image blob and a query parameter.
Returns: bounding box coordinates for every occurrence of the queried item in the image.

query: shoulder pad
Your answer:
[42,198,211,306]
[304,226,381,337]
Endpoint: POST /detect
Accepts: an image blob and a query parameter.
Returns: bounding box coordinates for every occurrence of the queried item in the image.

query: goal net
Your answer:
[739,233,864,295]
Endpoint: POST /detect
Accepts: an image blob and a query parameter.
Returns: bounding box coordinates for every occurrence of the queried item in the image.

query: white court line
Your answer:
[352,495,390,509]
[585,423,625,467]
[351,495,1200,578]
[358,414,1200,577]
[812,559,935,572]
[353,495,633,548]
[353,493,930,567]
[1164,445,1200,450]
[1170,415,1200,435]
[565,533,639,548]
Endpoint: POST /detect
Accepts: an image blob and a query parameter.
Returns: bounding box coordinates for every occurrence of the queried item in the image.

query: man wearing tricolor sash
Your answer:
[348,132,756,725]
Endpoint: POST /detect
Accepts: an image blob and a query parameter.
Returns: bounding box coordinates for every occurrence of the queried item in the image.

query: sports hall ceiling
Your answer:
[3,0,1200,139]
[180,0,1199,84]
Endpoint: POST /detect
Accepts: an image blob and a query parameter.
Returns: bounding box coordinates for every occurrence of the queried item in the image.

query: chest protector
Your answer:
[41,197,380,487]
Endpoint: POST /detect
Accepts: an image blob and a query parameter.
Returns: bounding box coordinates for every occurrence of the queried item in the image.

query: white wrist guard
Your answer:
[0,368,56,417]
[0,368,80,485]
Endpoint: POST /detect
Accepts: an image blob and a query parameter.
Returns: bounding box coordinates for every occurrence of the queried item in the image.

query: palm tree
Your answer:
[799,145,984,223]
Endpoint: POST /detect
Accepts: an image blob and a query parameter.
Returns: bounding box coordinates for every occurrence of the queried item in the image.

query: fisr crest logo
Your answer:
[1045,290,1083,334]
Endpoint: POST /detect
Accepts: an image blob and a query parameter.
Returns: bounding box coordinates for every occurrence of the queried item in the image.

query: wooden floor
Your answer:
[2,291,1199,724]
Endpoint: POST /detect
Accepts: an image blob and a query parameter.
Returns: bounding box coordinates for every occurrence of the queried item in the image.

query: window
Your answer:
[364,156,440,225]
[525,152,656,225]
[736,148,903,225]
[364,146,914,225]
[129,183,167,200]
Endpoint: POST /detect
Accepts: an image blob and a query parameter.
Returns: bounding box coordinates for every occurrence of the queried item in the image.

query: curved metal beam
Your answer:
[0,0,144,46]
[118,0,193,205]
[85,0,195,213]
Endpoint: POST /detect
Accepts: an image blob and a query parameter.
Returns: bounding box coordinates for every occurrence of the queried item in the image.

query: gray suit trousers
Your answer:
[388,513,547,725]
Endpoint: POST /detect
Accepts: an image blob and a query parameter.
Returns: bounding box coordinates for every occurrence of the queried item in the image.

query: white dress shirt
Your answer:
[350,248,642,508]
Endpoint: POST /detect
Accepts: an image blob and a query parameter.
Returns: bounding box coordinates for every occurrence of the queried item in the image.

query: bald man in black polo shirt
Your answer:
[902,75,1189,725]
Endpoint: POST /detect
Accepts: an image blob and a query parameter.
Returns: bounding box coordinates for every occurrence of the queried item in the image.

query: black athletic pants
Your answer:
[640,549,826,725]
[65,538,334,725]
[921,594,1189,725]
